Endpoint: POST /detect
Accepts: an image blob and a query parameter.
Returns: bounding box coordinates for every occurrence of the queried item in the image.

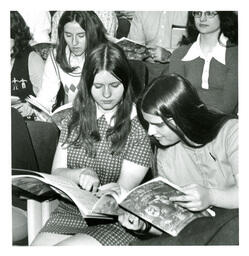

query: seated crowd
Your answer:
[11,10,238,246]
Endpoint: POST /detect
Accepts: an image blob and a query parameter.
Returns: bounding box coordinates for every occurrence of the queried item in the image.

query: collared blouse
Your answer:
[157,119,238,189]
[169,34,238,114]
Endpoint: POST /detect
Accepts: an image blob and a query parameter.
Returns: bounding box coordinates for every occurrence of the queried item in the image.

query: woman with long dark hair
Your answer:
[119,74,238,245]
[31,42,152,246]
[169,11,238,115]
[11,11,44,118]
[36,11,108,112]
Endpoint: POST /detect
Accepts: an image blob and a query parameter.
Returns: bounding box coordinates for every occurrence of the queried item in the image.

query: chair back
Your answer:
[26,121,60,173]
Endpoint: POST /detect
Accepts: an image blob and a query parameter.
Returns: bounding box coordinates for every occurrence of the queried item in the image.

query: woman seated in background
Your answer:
[11,11,45,118]
[119,74,238,245]
[31,42,152,246]
[51,11,118,44]
[168,11,238,115]
[36,11,108,113]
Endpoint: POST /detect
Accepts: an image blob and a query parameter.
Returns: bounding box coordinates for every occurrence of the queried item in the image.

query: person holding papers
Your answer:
[169,11,238,115]
[128,11,188,63]
[36,11,107,113]
[119,74,238,245]
[31,42,152,246]
[11,11,44,118]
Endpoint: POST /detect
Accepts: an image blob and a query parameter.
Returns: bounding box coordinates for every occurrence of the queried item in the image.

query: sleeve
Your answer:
[173,11,188,27]
[225,120,238,177]
[28,51,45,95]
[32,11,51,44]
[128,12,146,45]
[168,47,186,76]
[96,11,118,37]
[51,11,63,44]
[36,50,61,112]
[124,118,153,167]
[216,47,238,114]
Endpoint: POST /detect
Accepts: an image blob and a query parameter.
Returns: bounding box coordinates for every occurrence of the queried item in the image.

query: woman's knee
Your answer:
[31,232,71,246]
[56,233,102,246]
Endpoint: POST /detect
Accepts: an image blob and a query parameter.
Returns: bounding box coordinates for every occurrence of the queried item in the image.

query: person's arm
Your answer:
[36,50,61,112]
[170,181,238,211]
[170,120,238,210]
[52,141,100,192]
[117,160,148,192]
[147,45,172,63]
[95,11,118,37]
[215,47,238,114]
[28,51,45,95]
[128,12,146,45]
[168,47,186,76]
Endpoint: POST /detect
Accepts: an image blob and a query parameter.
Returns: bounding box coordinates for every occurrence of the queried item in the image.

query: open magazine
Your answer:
[12,168,120,219]
[12,169,215,236]
[116,37,150,61]
[25,95,72,129]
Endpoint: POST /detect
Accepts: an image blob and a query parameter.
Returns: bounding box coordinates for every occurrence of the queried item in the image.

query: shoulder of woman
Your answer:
[171,44,192,60]
[28,51,44,63]
[226,45,238,60]
[219,119,238,138]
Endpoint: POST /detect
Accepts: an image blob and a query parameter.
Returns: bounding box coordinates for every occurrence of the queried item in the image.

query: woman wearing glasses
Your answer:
[168,11,238,115]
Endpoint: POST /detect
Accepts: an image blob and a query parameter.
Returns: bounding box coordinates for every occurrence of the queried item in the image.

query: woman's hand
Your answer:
[147,46,171,63]
[78,167,100,193]
[169,184,211,211]
[96,182,121,198]
[13,102,34,117]
[118,212,147,231]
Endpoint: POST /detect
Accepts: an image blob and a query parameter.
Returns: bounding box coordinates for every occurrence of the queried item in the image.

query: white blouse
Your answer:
[182,33,228,89]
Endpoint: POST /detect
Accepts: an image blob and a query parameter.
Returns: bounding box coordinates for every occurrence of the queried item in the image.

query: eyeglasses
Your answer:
[192,11,218,19]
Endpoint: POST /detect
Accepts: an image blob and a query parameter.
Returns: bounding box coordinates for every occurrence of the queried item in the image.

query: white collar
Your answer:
[96,103,137,126]
[182,33,228,65]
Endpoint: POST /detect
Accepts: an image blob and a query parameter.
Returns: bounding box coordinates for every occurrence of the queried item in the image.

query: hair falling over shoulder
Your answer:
[65,42,134,156]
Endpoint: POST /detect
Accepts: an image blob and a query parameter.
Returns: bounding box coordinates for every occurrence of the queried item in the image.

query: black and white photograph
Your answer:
[2,0,248,253]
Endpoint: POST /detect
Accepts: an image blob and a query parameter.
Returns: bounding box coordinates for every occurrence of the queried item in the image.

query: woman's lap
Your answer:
[130,208,239,246]
[39,201,138,245]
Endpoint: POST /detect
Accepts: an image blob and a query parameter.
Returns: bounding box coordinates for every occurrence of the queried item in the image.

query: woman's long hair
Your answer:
[65,42,133,156]
[56,11,107,73]
[180,11,238,47]
[141,74,235,148]
[10,11,32,58]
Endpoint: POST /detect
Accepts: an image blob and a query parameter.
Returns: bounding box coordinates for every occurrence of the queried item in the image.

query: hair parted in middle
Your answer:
[141,73,234,148]
[56,11,108,73]
[65,41,134,156]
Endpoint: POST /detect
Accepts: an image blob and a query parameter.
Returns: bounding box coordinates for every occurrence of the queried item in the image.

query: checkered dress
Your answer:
[40,114,152,245]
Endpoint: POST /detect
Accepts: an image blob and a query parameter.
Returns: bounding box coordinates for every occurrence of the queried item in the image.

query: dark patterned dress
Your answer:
[40,113,152,245]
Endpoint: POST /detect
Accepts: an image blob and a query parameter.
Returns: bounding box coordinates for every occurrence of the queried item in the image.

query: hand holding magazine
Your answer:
[12,169,215,236]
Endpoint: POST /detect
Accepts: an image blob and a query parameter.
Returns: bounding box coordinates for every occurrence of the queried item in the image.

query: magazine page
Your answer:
[26,95,51,116]
[12,169,106,218]
[12,176,56,202]
[52,102,72,115]
[119,177,211,236]
[51,102,72,130]
[116,37,150,60]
